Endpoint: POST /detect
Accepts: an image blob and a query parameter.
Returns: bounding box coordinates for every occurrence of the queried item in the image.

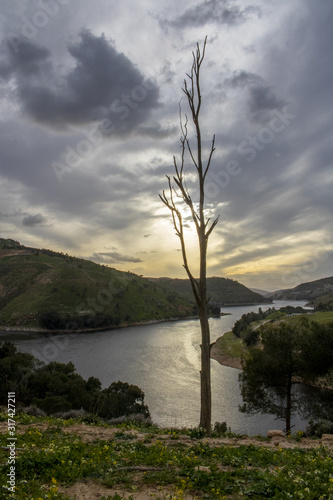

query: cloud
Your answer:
[91,251,144,264]
[0,30,160,132]
[159,0,261,30]
[224,70,263,89]
[138,122,177,138]
[22,213,47,226]
[224,70,287,123]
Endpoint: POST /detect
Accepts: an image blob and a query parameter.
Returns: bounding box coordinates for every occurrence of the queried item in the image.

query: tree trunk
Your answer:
[199,307,211,434]
[159,37,217,437]
[198,233,211,435]
[286,371,292,435]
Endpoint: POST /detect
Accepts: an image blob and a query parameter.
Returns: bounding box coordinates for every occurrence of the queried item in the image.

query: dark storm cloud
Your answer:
[159,0,261,29]
[224,70,287,123]
[138,123,178,138]
[0,30,159,131]
[0,41,50,77]
[22,213,47,226]
[224,70,262,88]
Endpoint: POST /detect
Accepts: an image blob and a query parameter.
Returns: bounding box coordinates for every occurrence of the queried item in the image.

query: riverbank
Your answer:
[0,316,198,335]
[210,341,243,370]
[0,313,231,336]
[210,330,245,370]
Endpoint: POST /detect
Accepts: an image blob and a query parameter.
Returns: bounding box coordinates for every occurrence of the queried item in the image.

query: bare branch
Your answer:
[206,215,220,239]
[203,135,216,180]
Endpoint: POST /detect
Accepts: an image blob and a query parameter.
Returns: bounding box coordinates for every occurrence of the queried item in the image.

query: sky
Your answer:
[0,0,332,292]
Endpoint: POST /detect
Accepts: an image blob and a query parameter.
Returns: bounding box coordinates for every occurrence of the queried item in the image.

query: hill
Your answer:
[0,238,269,331]
[267,276,333,302]
[310,291,333,310]
[0,238,194,330]
[149,277,271,306]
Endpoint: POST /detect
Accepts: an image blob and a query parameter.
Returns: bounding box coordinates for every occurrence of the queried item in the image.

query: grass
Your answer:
[286,310,333,325]
[1,414,332,500]
[214,311,333,366]
[213,331,247,359]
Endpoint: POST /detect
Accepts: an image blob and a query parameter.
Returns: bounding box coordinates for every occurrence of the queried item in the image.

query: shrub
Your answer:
[32,395,72,415]
[53,408,86,420]
[213,421,227,434]
[107,413,153,425]
[21,405,46,417]
[306,419,333,437]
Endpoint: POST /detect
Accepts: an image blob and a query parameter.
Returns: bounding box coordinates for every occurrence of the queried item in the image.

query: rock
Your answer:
[197,465,211,473]
[322,434,333,441]
[267,430,285,439]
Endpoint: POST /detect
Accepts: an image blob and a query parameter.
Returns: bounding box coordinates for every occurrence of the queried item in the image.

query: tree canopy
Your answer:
[239,318,333,433]
[0,341,150,421]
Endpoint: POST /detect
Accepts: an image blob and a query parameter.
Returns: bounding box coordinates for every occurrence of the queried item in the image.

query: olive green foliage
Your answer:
[233,307,311,346]
[232,307,276,339]
[313,291,333,311]
[94,381,150,420]
[0,342,149,419]
[239,318,333,433]
[0,341,40,404]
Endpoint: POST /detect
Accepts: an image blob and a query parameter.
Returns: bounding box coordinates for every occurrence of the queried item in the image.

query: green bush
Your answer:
[306,419,333,437]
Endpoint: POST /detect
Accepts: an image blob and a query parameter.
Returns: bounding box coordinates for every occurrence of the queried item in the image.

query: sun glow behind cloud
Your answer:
[0,0,332,291]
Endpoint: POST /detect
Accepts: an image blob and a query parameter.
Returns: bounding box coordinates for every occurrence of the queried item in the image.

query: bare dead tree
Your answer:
[159,37,219,435]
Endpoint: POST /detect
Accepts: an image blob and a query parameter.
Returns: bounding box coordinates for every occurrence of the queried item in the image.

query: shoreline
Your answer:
[0,316,197,336]
[210,342,243,370]
[0,312,233,336]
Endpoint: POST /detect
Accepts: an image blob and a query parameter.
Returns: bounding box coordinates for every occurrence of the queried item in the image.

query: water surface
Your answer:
[1,301,309,434]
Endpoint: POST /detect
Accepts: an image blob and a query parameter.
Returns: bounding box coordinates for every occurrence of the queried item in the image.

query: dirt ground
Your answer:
[210,343,242,370]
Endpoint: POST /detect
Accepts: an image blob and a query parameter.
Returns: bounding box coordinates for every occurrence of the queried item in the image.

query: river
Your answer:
[0,300,310,435]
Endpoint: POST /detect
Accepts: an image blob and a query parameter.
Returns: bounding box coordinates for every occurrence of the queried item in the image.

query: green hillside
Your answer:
[268,276,333,303]
[0,239,194,330]
[0,238,269,330]
[311,291,333,310]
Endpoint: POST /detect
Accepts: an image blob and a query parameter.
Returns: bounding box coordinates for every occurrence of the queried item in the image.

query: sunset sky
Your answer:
[0,0,332,291]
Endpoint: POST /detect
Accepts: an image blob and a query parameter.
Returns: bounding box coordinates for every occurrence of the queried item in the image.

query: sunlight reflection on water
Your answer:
[2,301,309,435]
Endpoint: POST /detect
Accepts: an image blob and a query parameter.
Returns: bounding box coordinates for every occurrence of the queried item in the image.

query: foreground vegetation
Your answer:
[0,413,333,500]
[0,342,150,420]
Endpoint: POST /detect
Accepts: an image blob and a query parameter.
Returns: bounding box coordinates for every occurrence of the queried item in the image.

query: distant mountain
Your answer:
[149,277,271,306]
[249,287,270,296]
[267,276,333,302]
[0,238,270,331]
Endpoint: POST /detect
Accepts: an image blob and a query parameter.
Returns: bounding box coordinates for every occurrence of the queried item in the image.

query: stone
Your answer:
[267,430,285,439]
[322,434,333,441]
[197,465,211,473]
